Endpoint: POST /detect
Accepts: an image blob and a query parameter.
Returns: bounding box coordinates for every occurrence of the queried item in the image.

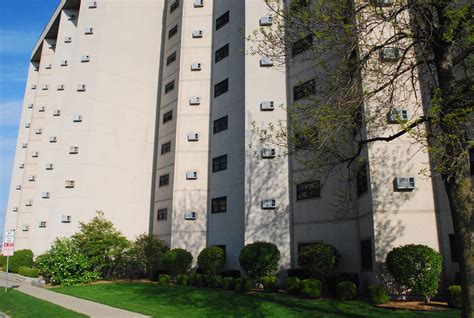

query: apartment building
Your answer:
[4,0,461,289]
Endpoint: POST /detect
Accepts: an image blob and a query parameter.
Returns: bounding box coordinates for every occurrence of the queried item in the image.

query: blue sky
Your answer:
[0,1,59,235]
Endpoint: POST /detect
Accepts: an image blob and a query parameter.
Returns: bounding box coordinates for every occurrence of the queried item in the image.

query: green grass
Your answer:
[0,289,87,318]
[54,282,460,318]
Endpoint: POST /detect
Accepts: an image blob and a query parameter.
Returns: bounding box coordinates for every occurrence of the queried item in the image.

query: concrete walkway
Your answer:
[0,272,150,318]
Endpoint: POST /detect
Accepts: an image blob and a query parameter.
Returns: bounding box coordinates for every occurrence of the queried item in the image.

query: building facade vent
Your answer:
[261,199,277,209]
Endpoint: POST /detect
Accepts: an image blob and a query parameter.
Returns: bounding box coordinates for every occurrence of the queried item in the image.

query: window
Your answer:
[211,196,227,213]
[449,234,458,262]
[161,141,171,154]
[215,44,229,63]
[469,148,474,175]
[165,80,175,94]
[293,79,315,101]
[168,25,178,39]
[213,116,228,134]
[170,0,179,13]
[360,239,373,270]
[212,155,228,172]
[356,163,368,196]
[296,180,321,200]
[157,208,168,221]
[167,51,177,65]
[216,11,229,30]
[214,78,228,97]
[292,34,313,57]
[159,174,170,187]
[163,110,173,123]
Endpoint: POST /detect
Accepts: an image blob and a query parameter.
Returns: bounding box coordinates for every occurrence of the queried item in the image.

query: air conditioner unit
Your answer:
[65,180,75,188]
[39,221,47,228]
[19,163,25,169]
[81,55,91,62]
[28,103,34,109]
[73,115,83,122]
[85,27,94,34]
[184,211,197,220]
[68,14,76,21]
[32,152,39,158]
[60,60,68,66]
[57,84,65,91]
[261,148,277,158]
[77,84,87,91]
[45,64,52,69]
[394,177,416,190]
[261,199,277,209]
[22,143,28,148]
[192,30,203,38]
[46,163,54,170]
[25,200,33,206]
[42,84,49,90]
[189,96,201,105]
[16,185,21,190]
[187,132,199,141]
[28,175,36,181]
[31,84,36,90]
[53,110,61,116]
[49,136,57,143]
[88,1,97,8]
[260,100,274,111]
[372,0,394,7]
[12,207,18,212]
[49,43,56,49]
[380,47,400,61]
[259,16,273,26]
[387,109,409,123]
[186,171,198,180]
[38,106,46,112]
[21,225,30,232]
[194,0,204,7]
[42,192,50,199]
[191,63,202,71]
[35,128,43,134]
[61,215,72,223]
[25,123,30,128]
[260,57,274,67]
[69,147,79,154]
[64,36,72,43]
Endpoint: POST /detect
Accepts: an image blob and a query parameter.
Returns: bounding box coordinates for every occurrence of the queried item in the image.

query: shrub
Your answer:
[1,249,34,273]
[208,275,223,288]
[336,281,357,300]
[189,273,198,286]
[287,268,310,280]
[162,248,193,277]
[300,279,322,299]
[35,238,99,286]
[447,285,462,309]
[17,266,40,278]
[176,274,189,285]
[197,246,225,277]
[286,277,301,295]
[325,272,359,295]
[298,243,340,279]
[386,244,442,303]
[222,277,235,290]
[368,285,389,305]
[220,269,241,278]
[262,276,279,292]
[159,274,170,285]
[235,278,253,293]
[195,273,207,287]
[239,242,281,282]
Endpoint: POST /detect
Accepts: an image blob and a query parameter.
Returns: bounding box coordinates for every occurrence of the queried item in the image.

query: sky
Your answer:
[0,1,60,236]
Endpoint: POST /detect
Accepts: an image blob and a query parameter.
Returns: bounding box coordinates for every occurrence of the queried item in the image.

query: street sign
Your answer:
[3,230,15,292]
[3,250,13,256]
[4,237,14,243]
[4,231,15,237]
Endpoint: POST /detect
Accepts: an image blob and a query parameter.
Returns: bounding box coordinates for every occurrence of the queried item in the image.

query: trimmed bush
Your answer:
[17,266,40,278]
[298,244,340,279]
[368,285,389,305]
[189,273,197,286]
[162,248,193,277]
[197,246,225,277]
[262,276,279,292]
[239,242,281,282]
[325,272,359,295]
[195,273,207,287]
[1,249,34,273]
[208,275,223,288]
[300,279,322,299]
[286,277,301,295]
[159,274,171,285]
[235,278,254,293]
[222,277,235,290]
[220,269,241,278]
[336,281,357,300]
[287,268,310,280]
[176,274,189,285]
[447,285,462,309]
[386,244,442,302]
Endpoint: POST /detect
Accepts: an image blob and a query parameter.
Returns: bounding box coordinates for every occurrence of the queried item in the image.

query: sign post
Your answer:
[3,231,15,293]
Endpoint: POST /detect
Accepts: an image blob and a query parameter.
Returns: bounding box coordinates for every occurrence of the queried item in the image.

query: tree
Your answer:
[248,1,472,316]
[72,211,130,279]
[197,246,225,276]
[239,242,281,283]
[162,248,193,277]
[127,234,169,279]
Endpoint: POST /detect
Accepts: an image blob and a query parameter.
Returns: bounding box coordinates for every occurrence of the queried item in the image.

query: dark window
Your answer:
[292,34,313,57]
[293,79,315,101]
[168,25,178,39]
[469,148,474,175]
[296,180,321,200]
[212,155,228,172]
[449,234,459,262]
[356,163,368,196]
[215,44,229,63]
[166,51,177,66]
[215,245,226,258]
[213,116,228,134]
[163,110,173,123]
[161,141,171,154]
[165,80,175,94]
[214,78,228,97]
[159,174,169,187]
[157,208,167,221]
[360,239,373,270]
[216,11,229,30]
[211,196,227,213]
[170,0,179,13]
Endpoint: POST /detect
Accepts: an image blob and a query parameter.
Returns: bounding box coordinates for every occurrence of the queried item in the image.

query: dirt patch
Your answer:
[377,301,450,311]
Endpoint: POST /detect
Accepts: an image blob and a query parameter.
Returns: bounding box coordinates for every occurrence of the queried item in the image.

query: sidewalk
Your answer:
[0,272,150,318]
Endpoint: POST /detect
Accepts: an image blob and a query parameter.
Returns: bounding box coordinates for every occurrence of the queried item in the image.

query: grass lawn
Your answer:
[0,289,87,318]
[54,282,460,318]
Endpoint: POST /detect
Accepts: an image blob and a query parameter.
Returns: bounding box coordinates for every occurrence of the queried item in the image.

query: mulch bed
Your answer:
[376,301,451,311]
